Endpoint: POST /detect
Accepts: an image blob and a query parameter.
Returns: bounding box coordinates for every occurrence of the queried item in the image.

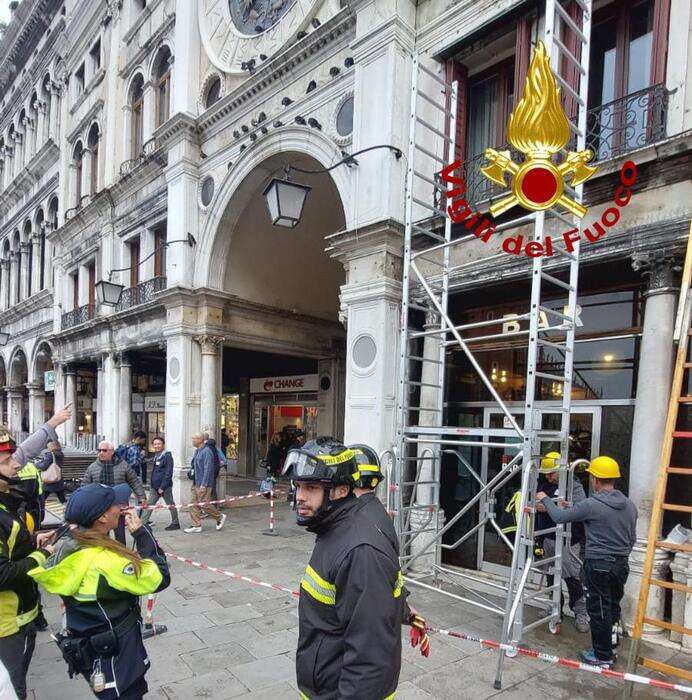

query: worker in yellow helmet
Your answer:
[536,455,637,670]
[534,452,589,633]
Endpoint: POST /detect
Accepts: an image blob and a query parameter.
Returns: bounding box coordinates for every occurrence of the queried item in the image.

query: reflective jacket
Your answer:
[29,525,170,699]
[0,503,48,637]
[16,462,42,527]
[297,495,403,700]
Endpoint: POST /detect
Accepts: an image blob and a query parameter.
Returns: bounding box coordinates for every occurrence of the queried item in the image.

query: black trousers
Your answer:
[584,556,629,661]
[0,623,36,700]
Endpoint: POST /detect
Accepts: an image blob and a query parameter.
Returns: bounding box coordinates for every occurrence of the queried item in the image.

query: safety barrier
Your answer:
[262,488,278,536]
[141,594,167,639]
[164,548,692,695]
[139,489,286,512]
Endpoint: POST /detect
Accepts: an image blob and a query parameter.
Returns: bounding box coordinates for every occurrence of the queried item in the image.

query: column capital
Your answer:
[631,248,681,297]
[194,335,225,354]
[118,352,132,367]
[62,363,77,375]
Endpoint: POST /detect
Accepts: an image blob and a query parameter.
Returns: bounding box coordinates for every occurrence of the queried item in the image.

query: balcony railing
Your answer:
[119,137,164,179]
[441,84,669,211]
[116,276,167,312]
[61,303,95,330]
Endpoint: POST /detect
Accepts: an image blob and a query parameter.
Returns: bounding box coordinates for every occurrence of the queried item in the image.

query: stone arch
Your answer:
[31,340,55,387]
[195,126,353,290]
[8,346,28,387]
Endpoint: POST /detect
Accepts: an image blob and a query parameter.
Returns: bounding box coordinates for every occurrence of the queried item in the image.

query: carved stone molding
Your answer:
[631,247,681,297]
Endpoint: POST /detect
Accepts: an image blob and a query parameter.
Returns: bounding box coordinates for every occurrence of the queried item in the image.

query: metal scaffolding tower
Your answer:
[391,0,593,689]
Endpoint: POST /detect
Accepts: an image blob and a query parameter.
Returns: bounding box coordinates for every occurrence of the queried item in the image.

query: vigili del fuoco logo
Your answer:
[440,41,637,258]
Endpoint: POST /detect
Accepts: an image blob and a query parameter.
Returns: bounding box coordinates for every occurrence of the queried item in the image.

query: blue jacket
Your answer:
[191,443,219,488]
[150,451,174,491]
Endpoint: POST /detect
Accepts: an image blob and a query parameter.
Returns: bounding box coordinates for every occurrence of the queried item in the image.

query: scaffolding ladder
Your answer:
[392,0,593,690]
[623,224,692,695]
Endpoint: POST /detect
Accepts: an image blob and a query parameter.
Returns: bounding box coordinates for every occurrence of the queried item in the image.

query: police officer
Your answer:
[29,483,170,698]
[534,451,589,633]
[283,437,403,699]
[536,455,637,669]
[349,444,430,658]
[0,404,73,700]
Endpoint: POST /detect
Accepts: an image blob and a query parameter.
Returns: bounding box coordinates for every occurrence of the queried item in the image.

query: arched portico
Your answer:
[29,340,55,430]
[7,346,29,434]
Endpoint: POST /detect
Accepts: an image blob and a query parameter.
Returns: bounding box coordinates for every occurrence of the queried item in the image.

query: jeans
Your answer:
[141,486,179,526]
[0,623,36,700]
[584,556,629,660]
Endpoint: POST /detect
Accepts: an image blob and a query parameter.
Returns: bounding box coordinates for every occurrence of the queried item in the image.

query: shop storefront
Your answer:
[249,374,320,476]
[132,393,166,450]
[441,270,642,571]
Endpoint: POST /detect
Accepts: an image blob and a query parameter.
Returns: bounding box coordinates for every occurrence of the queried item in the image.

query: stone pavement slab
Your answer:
[27,495,686,699]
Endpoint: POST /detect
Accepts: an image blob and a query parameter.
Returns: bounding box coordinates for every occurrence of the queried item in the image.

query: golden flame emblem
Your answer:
[481,41,596,218]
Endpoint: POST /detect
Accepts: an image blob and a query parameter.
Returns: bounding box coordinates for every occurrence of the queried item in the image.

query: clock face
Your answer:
[199,0,324,76]
[229,0,297,35]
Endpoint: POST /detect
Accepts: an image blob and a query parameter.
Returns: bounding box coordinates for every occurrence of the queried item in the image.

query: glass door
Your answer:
[479,406,600,574]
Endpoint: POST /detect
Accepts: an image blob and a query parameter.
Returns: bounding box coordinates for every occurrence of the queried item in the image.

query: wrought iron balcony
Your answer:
[119,137,165,179]
[443,84,669,211]
[115,276,167,312]
[61,303,95,330]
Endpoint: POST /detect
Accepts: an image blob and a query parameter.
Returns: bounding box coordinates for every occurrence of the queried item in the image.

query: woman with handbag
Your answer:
[37,440,66,507]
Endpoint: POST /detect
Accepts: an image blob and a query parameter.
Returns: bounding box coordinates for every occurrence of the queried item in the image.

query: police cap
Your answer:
[65,483,132,527]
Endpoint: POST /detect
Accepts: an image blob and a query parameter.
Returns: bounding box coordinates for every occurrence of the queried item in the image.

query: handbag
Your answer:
[41,461,61,484]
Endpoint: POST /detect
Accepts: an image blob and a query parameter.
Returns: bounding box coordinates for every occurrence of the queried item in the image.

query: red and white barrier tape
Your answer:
[164,550,299,598]
[143,594,156,626]
[429,627,692,695]
[140,490,285,511]
[268,489,275,533]
[164,549,690,695]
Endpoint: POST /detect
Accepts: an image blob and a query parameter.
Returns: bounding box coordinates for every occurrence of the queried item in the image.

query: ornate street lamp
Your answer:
[94,279,125,306]
[262,177,311,228]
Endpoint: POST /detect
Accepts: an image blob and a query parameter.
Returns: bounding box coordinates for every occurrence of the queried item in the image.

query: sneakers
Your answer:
[184,526,202,533]
[216,513,227,531]
[572,599,590,633]
[165,523,181,531]
[578,649,614,668]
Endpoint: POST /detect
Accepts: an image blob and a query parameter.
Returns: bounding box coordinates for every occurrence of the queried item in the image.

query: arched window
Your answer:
[29,91,38,153]
[130,75,144,156]
[12,231,21,304]
[153,47,172,127]
[24,221,33,297]
[2,239,10,309]
[7,124,15,177]
[87,123,100,194]
[17,109,26,168]
[204,76,221,109]
[73,142,84,206]
[0,137,5,190]
[42,74,52,141]
[48,198,58,289]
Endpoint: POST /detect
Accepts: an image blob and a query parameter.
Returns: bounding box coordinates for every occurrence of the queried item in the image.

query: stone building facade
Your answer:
[0,0,690,632]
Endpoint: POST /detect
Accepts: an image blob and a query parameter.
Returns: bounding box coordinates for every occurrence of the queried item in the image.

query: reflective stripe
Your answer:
[393,571,404,598]
[358,465,380,472]
[301,565,336,605]
[16,603,38,628]
[383,693,396,700]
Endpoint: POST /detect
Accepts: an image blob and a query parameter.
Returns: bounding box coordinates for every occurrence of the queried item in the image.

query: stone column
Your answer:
[143,82,156,142]
[7,388,23,434]
[96,357,104,438]
[9,252,18,306]
[21,115,35,162]
[30,235,41,296]
[0,260,9,311]
[102,353,120,442]
[172,0,201,116]
[118,353,132,444]
[34,98,46,151]
[669,552,692,647]
[27,384,46,432]
[19,243,30,301]
[11,130,23,177]
[64,365,78,445]
[48,84,60,142]
[140,227,156,280]
[195,335,224,441]
[78,263,90,307]
[622,248,679,631]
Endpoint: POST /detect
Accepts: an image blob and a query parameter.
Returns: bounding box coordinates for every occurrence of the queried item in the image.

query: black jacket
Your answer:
[297,495,403,700]
[150,451,174,491]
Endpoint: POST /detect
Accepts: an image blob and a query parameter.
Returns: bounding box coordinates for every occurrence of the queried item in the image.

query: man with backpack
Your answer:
[184,432,226,533]
[116,430,148,484]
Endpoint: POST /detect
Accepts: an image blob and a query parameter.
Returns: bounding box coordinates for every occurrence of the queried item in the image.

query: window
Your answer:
[154,224,166,278]
[36,209,46,291]
[75,63,85,96]
[73,142,83,206]
[205,76,221,109]
[90,39,101,73]
[13,232,21,303]
[24,222,32,298]
[153,48,172,127]
[88,260,96,306]
[130,75,144,157]
[87,124,99,194]
[71,271,78,310]
[129,237,140,288]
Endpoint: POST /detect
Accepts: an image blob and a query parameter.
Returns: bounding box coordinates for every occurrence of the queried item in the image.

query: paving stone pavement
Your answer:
[28,481,688,699]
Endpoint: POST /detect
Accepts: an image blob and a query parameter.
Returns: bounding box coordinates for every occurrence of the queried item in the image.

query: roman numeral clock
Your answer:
[200,0,324,74]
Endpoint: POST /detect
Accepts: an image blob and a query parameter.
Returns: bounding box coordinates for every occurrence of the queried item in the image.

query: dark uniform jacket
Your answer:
[149,451,174,491]
[297,495,403,700]
[29,525,170,699]
[0,503,48,637]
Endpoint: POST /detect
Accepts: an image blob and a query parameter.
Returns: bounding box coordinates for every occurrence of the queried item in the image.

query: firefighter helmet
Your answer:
[348,444,383,489]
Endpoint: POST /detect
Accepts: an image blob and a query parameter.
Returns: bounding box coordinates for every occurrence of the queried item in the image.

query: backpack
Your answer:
[114,444,128,462]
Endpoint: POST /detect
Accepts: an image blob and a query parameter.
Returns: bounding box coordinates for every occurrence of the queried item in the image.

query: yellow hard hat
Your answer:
[539,451,561,474]
[587,455,621,479]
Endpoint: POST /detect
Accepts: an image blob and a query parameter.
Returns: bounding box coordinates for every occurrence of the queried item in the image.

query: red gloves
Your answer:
[409,613,431,657]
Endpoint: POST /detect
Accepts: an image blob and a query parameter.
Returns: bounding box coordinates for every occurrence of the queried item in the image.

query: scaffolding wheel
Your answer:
[549,620,560,635]
[506,647,518,658]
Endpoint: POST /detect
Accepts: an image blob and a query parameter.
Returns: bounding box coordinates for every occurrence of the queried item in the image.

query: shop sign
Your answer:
[44,370,55,392]
[144,395,166,412]
[250,374,319,394]
[131,393,144,412]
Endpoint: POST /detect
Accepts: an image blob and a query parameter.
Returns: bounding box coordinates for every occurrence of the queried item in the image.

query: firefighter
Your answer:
[0,405,73,700]
[534,452,589,632]
[28,483,170,699]
[283,437,403,699]
[536,455,637,669]
[15,461,42,528]
[349,443,430,658]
